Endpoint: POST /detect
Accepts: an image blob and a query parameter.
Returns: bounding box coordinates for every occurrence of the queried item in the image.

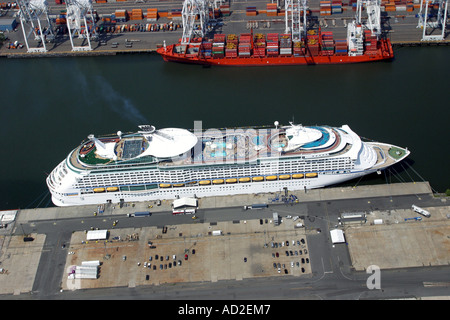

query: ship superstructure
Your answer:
[47,122,410,206]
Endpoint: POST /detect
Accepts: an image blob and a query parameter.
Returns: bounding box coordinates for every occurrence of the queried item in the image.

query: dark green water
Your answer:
[0,46,448,210]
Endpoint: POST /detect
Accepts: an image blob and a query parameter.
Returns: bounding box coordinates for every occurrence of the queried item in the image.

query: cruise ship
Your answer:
[47,122,410,206]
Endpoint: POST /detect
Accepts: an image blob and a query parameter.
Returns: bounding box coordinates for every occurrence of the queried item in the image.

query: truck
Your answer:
[244,204,268,210]
[273,212,279,226]
[127,211,151,217]
[172,208,196,215]
[411,205,430,218]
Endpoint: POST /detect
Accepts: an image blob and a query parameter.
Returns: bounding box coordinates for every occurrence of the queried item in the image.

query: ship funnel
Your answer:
[88,134,115,159]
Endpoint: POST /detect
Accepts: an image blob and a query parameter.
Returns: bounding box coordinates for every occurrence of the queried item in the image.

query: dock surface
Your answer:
[2,181,450,299]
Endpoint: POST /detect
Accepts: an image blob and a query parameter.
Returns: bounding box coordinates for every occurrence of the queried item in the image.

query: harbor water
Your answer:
[0,46,448,210]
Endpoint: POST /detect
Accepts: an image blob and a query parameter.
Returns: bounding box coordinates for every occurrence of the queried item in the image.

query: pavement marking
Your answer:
[423,282,450,287]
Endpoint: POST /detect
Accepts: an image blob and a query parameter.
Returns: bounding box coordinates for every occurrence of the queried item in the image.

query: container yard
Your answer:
[0,0,448,58]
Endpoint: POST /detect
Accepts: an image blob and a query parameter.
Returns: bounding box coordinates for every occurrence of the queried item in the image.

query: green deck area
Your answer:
[79,148,112,165]
[388,146,408,160]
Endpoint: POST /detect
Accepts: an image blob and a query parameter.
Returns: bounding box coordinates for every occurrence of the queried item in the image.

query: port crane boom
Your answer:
[65,0,98,51]
[285,0,308,42]
[417,0,448,41]
[356,0,381,37]
[17,0,54,52]
[181,0,210,44]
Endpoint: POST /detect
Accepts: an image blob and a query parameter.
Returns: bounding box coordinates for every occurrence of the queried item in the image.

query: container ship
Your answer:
[157,24,394,66]
[47,121,409,207]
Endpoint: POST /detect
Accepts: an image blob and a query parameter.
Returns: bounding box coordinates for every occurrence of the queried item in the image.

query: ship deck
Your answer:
[70,125,350,171]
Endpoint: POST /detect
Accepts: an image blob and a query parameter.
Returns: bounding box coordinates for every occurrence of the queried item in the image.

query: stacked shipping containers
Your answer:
[171,9,182,20]
[331,1,342,13]
[293,40,306,56]
[364,30,378,55]
[307,31,319,56]
[226,34,238,58]
[239,33,251,57]
[212,34,225,58]
[266,33,279,56]
[115,9,128,22]
[321,31,334,56]
[246,6,257,16]
[279,34,292,55]
[130,9,142,21]
[266,3,278,16]
[201,40,212,58]
[334,39,348,55]
[220,4,230,16]
[253,33,266,57]
[320,1,332,15]
[147,8,158,22]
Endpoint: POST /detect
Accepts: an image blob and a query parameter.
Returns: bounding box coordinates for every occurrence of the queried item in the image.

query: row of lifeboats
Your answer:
[91,172,319,193]
[159,172,318,188]
[93,186,119,193]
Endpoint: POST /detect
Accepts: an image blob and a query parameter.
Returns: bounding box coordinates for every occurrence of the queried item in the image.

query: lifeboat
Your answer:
[306,172,318,178]
[226,178,237,183]
[173,183,185,187]
[199,180,211,185]
[213,179,224,184]
[106,187,119,192]
[159,183,172,188]
[279,174,291,180]
[239,177,251,183]
[93,187,105,193]
[292,174,304,179]
[265,175,277,181]
[252,176,264,182]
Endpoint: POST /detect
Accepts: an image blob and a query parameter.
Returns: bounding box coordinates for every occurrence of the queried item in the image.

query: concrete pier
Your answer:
[16,181,433,222]
[1,181,450,299]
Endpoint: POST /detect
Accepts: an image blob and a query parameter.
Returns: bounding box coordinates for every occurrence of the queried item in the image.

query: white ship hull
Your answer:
[50,168,375,207]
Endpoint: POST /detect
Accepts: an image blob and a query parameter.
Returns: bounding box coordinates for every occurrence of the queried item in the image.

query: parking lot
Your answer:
[346,205,450,270]
[62,217,311,291]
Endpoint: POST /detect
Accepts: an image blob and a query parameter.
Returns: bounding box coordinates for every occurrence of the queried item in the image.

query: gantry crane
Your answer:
[285,0,308,42]
[65,0,98,51]
[417,0,448,40]
[181,0,211,44]
[17,0,54,52]
[356,0,381,38]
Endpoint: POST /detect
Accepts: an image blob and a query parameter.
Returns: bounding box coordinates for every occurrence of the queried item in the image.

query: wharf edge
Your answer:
[1,40,449,59]
[15,181,434,222]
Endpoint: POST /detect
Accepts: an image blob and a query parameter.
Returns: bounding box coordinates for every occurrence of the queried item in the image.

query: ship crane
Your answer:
[65,0,98,51]
[355,0,381,38]
[417,0,448,41]
[17,0,54,53]
[285,0,308,42]
[181,0,210,45]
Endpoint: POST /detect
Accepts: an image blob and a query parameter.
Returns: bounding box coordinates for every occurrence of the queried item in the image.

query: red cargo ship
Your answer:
[157,29,394,66]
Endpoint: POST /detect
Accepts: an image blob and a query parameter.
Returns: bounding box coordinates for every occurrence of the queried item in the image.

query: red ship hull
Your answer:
[157,39,394,67]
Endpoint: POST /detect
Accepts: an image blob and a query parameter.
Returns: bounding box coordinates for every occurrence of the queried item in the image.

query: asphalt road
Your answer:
[6,191,450,300]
